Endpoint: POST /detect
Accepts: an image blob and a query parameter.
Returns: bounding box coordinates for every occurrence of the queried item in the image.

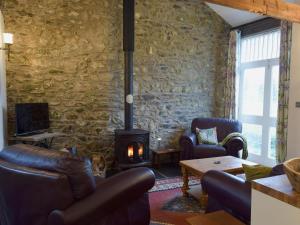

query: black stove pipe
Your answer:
[123,0,134,130]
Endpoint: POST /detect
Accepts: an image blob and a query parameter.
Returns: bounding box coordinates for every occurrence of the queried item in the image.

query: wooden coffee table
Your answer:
[180,156,256,208]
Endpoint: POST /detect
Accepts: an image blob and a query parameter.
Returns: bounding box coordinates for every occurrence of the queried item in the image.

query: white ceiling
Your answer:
[206,3,266,27]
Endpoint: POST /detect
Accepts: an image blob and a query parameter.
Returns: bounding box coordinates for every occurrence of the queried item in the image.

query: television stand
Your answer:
[15,130,47,137]
[9,132,67,149]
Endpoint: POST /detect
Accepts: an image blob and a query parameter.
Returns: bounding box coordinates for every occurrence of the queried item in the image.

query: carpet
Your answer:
[149,177,201,193]
[150,177,203,225]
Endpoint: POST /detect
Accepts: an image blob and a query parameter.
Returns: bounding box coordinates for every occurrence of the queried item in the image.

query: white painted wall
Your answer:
[287,23,300,159]
[251,189,300,225]
[0,11,7,150]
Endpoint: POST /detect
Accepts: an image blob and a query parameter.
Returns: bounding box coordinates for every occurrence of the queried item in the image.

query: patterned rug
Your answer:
[149,176,201,193]
[161,193,202,213]
[149,177,203,225]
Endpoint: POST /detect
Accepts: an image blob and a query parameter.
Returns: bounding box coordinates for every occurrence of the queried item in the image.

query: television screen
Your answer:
[15,103,49,135]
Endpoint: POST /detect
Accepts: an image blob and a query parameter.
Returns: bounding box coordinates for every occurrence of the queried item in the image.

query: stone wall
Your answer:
[1,0,230,164]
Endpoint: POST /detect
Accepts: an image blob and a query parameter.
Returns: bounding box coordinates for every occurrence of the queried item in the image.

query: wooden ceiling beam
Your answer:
[205,0,300,23]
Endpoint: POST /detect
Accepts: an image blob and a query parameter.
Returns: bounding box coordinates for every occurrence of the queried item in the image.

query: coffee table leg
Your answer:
[181,166,190,197]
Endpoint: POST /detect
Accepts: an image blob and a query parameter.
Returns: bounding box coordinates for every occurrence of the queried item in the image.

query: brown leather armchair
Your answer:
[0,144,155,225]
[179,117,243,160]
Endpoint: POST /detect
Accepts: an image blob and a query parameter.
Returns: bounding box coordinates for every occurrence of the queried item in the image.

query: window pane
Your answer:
[241,30,281,63]
[268,127,277,159]
[242,67,265,116]
[270,65,279,118]
[243,123,262,155]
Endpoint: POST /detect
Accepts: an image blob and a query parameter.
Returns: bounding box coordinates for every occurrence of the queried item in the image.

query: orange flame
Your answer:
[128,145,134,158]
[138,145,143,157]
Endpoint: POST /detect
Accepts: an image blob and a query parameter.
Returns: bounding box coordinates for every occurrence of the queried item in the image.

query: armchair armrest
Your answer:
[48,167,155,225]
[270,164,284,176]
[179,129,197,160]
[223,137,244,158]
[201,170,251,221]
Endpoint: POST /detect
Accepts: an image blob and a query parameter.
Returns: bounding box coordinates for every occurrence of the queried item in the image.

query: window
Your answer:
[237,29,281,166]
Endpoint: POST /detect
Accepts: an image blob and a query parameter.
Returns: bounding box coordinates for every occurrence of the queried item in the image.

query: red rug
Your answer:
[149,177,202,225]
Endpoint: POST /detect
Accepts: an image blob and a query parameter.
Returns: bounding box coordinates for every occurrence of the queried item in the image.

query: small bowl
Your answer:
[283,158,300,192]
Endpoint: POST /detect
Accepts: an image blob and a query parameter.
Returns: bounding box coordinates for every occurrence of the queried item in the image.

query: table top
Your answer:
[180,156,257,176]
[252,174,300,208]
[152,148,181,154]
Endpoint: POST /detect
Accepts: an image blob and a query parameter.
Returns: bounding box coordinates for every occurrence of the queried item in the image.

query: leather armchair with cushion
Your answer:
[201,164,284,224]
[179,117,243,160]
[0,144,155,225]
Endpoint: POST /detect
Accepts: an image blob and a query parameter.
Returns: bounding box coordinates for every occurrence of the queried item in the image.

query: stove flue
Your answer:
[114,0,150,169]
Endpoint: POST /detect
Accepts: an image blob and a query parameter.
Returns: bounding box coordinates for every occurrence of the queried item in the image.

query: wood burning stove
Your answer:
[114,0,150,169]
[115,129,150,169]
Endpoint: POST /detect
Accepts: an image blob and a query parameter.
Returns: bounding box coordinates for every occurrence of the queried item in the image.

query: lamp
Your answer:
[157,137,162,150]
[1,33,13,60]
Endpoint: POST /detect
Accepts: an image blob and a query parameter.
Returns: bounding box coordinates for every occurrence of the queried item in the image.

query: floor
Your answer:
[151,163,182,179]
[107,162,182,179]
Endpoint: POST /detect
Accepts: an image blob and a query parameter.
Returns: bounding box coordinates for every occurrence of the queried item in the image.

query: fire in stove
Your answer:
[138,144,143,157]
[115,129,150,169]
[128,145,134,158]
[127,143,144,161]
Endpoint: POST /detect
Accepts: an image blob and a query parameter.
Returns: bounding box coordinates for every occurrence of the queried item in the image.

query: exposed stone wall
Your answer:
[1,0,230,164]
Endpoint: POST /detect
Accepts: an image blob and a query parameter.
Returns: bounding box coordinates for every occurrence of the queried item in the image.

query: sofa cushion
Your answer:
[0,144,96,200]
[193,144,226,159]
[195,127,218,145]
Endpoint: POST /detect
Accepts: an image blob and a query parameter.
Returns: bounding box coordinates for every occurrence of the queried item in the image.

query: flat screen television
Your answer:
[15,103,49,136]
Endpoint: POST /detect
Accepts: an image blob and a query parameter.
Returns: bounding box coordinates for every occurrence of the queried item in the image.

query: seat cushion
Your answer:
[0,144,96,200]
[193,144,227,159]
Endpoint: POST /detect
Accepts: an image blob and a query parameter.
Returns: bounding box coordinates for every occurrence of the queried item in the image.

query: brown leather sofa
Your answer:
[179,117,243,160]
[0,144,155,225]
[201,164,284,224]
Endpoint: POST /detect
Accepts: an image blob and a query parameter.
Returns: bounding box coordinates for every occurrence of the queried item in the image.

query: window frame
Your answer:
[237,30,280,166]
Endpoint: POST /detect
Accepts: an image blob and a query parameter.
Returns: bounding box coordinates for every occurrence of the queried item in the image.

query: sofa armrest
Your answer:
[201,170,251,221]
[270,164,284,176]
[48,167,155,225]
[179,129,197,160]
[223,137,244,157]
